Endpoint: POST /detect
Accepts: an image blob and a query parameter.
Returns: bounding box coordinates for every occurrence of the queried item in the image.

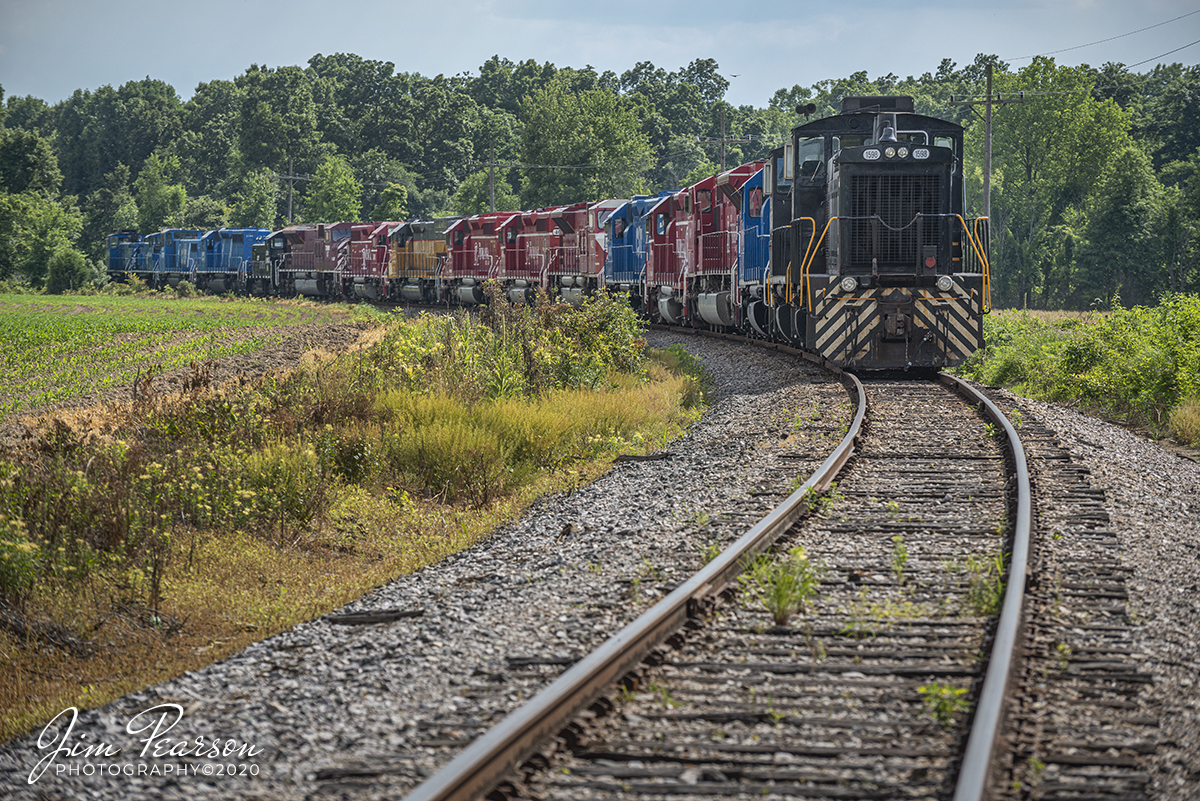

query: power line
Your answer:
[1126,37,1200,69]
[1005,10,1200,61]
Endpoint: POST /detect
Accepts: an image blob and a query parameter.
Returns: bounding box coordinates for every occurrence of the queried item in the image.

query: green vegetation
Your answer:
[890,534,909,586]
[0,290,702,742]
[0,293,344,420]
[738,546,825,626]
[946,552,1007,617]
[917,682,971,728]
[955,296,1200,444]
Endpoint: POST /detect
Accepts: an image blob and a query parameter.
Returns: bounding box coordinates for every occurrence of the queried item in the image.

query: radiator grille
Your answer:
[845,174,941,268]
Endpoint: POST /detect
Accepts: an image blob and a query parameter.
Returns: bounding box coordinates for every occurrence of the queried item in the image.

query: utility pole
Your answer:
[696,107,755,173]
[949,63,1024,220]
[272,158,312,224]
[489,141,496,213]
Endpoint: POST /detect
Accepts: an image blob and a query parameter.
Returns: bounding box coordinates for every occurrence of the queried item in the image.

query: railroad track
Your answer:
[401,341,1035,801]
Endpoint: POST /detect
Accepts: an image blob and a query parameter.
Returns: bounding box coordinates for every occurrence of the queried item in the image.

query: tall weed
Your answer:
[957,294,1200,441]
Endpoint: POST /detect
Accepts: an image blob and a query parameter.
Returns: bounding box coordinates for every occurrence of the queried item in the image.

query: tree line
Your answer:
[0,52,1197,308]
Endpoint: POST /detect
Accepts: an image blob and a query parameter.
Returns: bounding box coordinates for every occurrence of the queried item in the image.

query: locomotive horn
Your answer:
[795,102,817,117]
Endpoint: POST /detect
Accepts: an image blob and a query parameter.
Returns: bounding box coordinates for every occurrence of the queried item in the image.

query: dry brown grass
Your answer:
[1169,397,1200,446]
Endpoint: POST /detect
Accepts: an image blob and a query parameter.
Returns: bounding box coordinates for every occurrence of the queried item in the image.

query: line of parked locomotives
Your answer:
[108,97,992,370]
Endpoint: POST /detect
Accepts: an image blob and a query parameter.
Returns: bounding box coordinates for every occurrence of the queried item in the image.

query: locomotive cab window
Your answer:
[797,137,823,179]
[748,188,763,218]
[934,136,953,150]
[656,213,667,236]
[833,135,870,151]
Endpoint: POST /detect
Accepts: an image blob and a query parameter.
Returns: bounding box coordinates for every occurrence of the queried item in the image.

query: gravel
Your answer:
[6,342,1197,799]
[1005,393,1200,797]
[0,332,849,800]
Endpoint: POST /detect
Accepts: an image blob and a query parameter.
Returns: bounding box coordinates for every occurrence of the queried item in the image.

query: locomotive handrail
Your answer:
[801,216,836,311]
[954,214,991,312]
[972,216,991,311]
[402,363,867,801]
[796,217,817,307]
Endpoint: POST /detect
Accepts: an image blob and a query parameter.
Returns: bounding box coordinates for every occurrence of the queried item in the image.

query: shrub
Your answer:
[45,247,92,294]
[0,514,40,601]
[958,296,1200,441]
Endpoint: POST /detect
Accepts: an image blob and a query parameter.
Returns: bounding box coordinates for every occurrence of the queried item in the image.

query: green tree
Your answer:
[81,163,136,260]
[0,127,62,195]
[306,155,361,222]
[987,57,1132,308]
[177,79,245,198]
[183,195,229,230]
[520,78,652,207]
[229,168,278,228]
[53,79,183,199]
[134,151,187,232]
[452,169,519,215]
[237,65,322,175]
[468,56,558,116]
[0,192,83,285]
[4,94,53,136]
[352,148,413,220]
[45,246,92,293]
[370,183,409,221]
[1078,145,1166,306]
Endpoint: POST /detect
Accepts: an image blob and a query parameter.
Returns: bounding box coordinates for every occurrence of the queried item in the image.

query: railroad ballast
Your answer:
[107,96,991,371]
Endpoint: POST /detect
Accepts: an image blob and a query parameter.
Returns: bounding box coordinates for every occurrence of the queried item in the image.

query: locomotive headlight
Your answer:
[936,276,954,292]
[884,146,896,159]
[839,276,858,292]
[897,147,909,158]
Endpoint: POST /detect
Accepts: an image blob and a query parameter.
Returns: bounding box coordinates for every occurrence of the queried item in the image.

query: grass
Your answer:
[946,552,1007,617]
[0,288,704,743]
[955,294,1200,445]
[917,682,971,728]
[738,546,825,626]
[0,293,350,421]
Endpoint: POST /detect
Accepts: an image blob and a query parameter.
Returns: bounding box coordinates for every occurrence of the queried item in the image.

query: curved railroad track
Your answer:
[402,338,1035,801]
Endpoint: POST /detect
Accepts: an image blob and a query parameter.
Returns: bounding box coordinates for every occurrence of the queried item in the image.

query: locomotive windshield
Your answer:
[797,137,822,179]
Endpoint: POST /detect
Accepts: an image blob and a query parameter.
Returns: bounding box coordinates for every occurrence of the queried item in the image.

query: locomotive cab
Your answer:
[784,95,988,370]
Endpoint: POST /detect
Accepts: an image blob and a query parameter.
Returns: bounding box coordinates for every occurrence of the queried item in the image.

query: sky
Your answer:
[1,0,1199,109]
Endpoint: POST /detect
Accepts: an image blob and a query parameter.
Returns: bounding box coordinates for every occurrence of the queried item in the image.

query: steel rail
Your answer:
[940,372,1032,801]
[403,367,867,801]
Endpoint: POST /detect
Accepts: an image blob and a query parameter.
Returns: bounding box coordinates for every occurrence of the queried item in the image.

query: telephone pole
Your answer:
[272,157,312,224]
[949,63,1024,220]
[696,107,755,172]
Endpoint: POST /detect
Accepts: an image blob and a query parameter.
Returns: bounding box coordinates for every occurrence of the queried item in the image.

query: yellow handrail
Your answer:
[955,214,991,312]
[793,218,815,306]
[801,217,837,310]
